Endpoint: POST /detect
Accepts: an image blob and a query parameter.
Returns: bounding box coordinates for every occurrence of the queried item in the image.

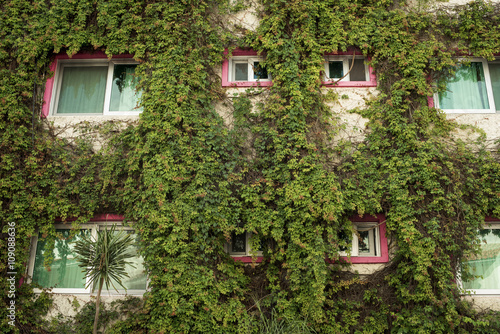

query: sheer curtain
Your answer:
[57,66,107,114]
[438,62,490,110]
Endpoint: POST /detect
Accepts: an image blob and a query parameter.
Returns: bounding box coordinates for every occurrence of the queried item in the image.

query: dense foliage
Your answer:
[1,0,500,332]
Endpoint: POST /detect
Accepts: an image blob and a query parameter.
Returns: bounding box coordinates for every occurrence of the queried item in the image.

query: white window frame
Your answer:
[324,56,370,82]
[228,57,271,83]
[434,58,498,114]
[226,232,263,257]
[460,222,500,295]
[339,222,381,257]
[28,223,147,295]
[49,59,142,116]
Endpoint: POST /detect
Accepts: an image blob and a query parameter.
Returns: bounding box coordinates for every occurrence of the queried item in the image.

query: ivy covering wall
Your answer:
[1,0,500,332]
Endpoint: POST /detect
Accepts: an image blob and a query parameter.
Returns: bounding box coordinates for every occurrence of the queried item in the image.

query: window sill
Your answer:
[222,81,272,88]
[321,81,377,88]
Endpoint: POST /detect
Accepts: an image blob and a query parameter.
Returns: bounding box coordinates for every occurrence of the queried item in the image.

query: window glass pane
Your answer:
[489,63,500,112]
[32,229,88,289]
[463,229,500,290]
[108,231,147,290]
[438,62,490,110]
[109,64,143,112]
[57,66,107,114]
[329,61,344,79]
[358,230,372,254]
[253,62,268,80]
[348,59,367,81]
[234,63,248,81]
[231,232,246,253]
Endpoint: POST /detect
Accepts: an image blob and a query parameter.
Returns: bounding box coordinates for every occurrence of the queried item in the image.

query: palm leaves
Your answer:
[73,224,138,334]
[74,224,136,292]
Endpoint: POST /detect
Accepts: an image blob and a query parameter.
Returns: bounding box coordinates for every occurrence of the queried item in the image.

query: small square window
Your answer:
[226,231,263,257]
[49,59,142,116]
[436,58,500,113]
[339,222,380,258]
[324,56,369,82]
[229,57,270,83]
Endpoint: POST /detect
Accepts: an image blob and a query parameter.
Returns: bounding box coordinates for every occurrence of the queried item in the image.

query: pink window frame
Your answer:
[222,49,376,88]
[344,214,389,264]
[55,213,126,223]
[221,49,272,88]
[41,52,135,117]
[322,50,377,88]
[233,214,389,264]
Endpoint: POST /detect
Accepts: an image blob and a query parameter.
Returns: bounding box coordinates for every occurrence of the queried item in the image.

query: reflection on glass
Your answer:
[107,230,147,290]
[231,232,246,253]
[358,230,371,254]
[329,61,344,79]
[338,230,350,252]
[489,63,500,111]
[463,229,500,290]
[109,64,142,112]
[235,63,248,81]
[33,229,88,289]
[253,62,268,80]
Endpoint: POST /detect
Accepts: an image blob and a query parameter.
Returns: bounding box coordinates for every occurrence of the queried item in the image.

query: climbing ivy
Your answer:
[1,0,500,333]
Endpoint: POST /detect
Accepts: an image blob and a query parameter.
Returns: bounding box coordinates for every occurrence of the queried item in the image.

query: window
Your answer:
[322,54,376,87]
[436,58,500,113]
[226,231,263,261]
[340,222,380,257]
[461,222,500,294]
[222,49,272,87]
[42,53,142,117]
[340,215,389,264]
[226,215,388,264]
[324,56,369,82]
[28,222,147,295]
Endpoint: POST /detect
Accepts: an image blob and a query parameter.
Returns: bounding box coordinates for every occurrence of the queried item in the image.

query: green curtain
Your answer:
[438,62,489,110]
[57,66,107,114]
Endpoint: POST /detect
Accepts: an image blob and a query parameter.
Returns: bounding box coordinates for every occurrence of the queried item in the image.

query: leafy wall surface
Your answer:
[1,0,500,333]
